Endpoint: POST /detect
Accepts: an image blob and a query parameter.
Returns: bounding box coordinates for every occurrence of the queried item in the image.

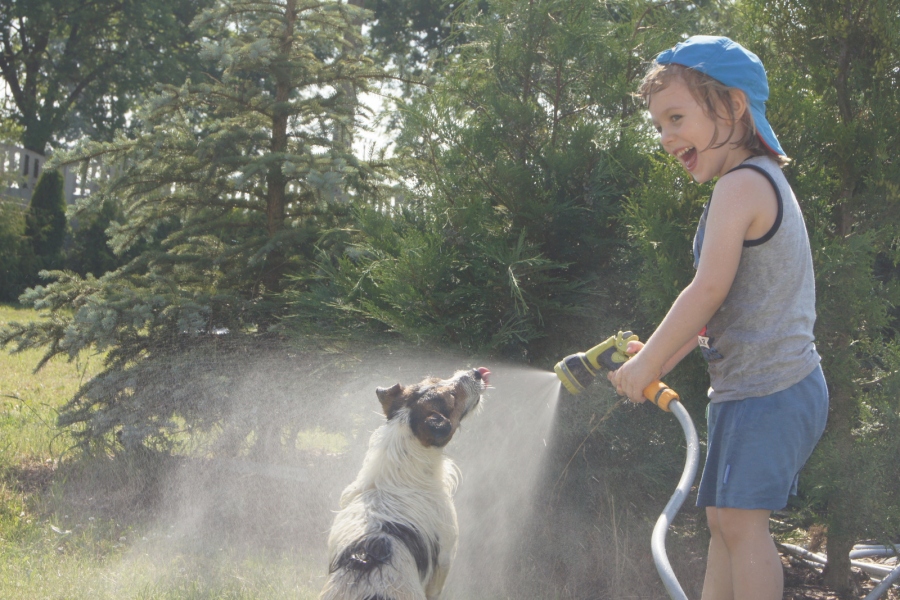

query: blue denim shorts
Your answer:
[696,364,828,511]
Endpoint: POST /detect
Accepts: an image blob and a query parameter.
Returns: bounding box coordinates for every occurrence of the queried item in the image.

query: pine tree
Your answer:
[1,0,386,450]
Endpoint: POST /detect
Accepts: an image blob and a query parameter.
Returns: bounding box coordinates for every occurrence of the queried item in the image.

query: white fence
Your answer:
[0,143,111,206]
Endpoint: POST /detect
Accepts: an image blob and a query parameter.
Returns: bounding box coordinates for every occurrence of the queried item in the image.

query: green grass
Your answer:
[0,303,323,599]
[0,303,101,463]
[295,426,349,454]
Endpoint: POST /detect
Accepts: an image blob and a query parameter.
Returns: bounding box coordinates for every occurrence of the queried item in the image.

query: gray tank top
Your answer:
[693,155,820,402]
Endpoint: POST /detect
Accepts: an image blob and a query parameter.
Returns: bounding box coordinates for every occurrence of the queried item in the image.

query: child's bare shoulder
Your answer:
[709,166,778,238]
[716,165,775,196]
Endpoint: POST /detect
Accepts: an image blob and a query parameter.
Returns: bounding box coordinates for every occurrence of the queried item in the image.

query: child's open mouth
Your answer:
[675,146,698,172]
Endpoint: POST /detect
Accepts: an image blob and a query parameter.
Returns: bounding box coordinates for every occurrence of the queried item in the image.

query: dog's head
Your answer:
[375,368,490,448]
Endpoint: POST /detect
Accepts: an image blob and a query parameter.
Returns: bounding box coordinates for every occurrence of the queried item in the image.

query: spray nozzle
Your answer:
[554,331,678,410]
[553,331,638,395]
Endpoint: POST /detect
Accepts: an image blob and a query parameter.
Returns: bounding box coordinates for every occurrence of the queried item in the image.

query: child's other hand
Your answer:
[607,341,659,404]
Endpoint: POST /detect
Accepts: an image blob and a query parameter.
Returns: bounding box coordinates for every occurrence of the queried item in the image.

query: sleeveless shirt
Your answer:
[693,155,820,402]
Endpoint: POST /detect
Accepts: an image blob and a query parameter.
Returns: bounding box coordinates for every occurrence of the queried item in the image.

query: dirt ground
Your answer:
[782,552,899,600]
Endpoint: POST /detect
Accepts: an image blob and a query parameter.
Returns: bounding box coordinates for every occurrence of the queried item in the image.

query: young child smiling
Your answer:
[609,36,828,600]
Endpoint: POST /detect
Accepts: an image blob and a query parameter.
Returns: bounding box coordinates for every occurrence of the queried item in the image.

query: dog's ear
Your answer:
[423,413,453,447]
[376,383,403,417]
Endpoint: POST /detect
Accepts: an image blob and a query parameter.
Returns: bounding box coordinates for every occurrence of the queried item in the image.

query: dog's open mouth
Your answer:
[461,367,490,416]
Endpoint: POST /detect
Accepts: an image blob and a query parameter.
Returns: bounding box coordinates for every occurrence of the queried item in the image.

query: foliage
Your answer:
[1,0,387,449]
[65,199,125,279]
[291,202,577,353]
[734,0,900,594]
[620,156,714,401]
[0,201,30,302]
[0,93,22,145]
[24,169,67,277]
[623,157,711,322]
[361,0,487,78]
[418,0,724,282]
[290,0,715,356]
[0,0,212,154]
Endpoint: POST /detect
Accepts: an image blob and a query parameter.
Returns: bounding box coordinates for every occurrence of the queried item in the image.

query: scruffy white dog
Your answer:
[320,367,490,600]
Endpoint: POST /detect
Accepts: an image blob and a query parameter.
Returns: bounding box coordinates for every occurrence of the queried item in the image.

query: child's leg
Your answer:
[701,507,733,600]
[701,507,782,600]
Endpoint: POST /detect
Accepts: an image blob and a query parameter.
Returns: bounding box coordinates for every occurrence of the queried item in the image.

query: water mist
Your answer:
[444,366,563,598]
[99,345,569,598]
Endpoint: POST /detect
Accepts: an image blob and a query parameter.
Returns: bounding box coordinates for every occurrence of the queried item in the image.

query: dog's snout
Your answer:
[474,367,490,385]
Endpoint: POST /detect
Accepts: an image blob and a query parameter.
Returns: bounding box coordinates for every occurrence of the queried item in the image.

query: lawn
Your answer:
[0,303,323,599]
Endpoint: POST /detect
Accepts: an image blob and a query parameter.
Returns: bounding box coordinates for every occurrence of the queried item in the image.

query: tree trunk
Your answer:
[823,370,857,598]
[21,118,52,156]
[824,509,856,598]
[260,0,295,297]
[336,0,365,153]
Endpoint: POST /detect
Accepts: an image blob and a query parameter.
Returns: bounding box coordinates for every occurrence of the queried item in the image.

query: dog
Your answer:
[320,367,490,600]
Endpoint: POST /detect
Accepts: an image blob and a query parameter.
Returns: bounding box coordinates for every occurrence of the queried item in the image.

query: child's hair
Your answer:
[638,63,790,166]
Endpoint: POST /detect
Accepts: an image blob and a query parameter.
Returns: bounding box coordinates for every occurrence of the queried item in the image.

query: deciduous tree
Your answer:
[0,0,210,154]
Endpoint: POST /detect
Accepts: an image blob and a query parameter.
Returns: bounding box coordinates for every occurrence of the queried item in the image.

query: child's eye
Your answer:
[671,114,682,123]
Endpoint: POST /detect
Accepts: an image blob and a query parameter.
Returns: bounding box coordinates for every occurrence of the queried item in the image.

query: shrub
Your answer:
[0,200,31,301]
[24,169,68,276]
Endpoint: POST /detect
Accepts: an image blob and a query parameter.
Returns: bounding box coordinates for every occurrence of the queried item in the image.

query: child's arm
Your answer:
[611,168,777,402]
[610,336,697,380]
[662,336,699,376]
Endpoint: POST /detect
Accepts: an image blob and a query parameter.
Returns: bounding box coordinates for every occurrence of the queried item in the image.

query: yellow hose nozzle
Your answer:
[553,331,679,412]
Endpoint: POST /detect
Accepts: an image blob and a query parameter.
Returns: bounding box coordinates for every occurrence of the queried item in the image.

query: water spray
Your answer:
[554,331,700,600]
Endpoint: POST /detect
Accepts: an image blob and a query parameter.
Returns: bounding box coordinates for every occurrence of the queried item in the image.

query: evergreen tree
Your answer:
[361,0,487,78]
[0,200,29,301]
[66,199,126,278]
[738,2,900,594]
[1,0,386,450]
[24,169,67,276]
[291,0,713,356]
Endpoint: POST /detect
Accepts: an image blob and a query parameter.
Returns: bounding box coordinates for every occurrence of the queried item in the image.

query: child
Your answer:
[609,36,828,600]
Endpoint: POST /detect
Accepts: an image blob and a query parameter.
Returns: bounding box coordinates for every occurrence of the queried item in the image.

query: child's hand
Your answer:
[607,341,661,404]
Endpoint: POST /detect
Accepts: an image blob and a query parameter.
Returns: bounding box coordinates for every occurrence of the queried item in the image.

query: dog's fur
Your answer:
[320,368,488,600]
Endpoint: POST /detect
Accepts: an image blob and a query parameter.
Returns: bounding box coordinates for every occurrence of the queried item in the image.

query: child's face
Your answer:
[648,77,750,183]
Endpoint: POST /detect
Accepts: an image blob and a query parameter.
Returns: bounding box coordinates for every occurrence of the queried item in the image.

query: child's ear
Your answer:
[728,89,749,124]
